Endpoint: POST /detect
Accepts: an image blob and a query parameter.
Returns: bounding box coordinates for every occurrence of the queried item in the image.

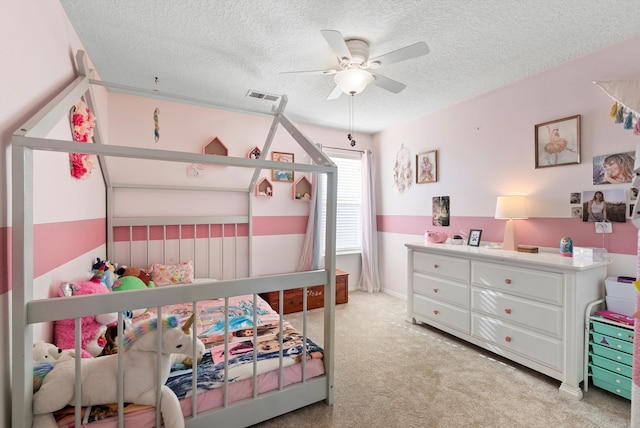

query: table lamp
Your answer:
[495,195,529,251]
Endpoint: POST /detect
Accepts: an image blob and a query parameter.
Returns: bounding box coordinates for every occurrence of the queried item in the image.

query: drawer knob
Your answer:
[505,336,512,343]
[433,288,439,293]
[433,264,440,269]
[433,310,439,315]
[504,308,512,315]
[504,278,512,285]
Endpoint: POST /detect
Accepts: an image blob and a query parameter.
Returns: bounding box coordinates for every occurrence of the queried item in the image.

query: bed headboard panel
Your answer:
[111,215,249,280]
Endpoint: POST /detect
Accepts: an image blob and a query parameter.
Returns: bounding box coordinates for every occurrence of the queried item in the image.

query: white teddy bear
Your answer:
[32,340,75,363]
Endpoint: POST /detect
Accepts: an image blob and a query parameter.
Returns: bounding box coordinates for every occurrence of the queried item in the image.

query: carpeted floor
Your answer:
[252,291,630,428]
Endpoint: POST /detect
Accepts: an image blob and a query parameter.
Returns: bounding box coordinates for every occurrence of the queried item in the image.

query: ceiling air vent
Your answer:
[246,90,280,102]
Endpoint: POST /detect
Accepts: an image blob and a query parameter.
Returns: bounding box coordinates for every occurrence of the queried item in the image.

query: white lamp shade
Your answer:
[495,195,529,220]
[334,68,374,95]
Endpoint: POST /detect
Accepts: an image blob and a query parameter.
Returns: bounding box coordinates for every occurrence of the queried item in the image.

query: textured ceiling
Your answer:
[59,1,640,134]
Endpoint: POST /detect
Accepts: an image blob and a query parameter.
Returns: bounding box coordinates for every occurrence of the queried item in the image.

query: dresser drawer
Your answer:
[591,332,633,354]
[471,314,562,370]
[471,288,563,338]
[590,353,632,378]
[413,251,470,282]
[414,273,469,306]
[413,294,470,334]
[591,342,634,366]
[591,321,633,342]
[471,262,562,305]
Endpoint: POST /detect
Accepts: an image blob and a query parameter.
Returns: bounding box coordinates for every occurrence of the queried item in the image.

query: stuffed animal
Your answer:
[91,257,116,290]
[33,340,74,363]
[111,275,155,317]
[116,266,152,286]
[53,280,118,358]
[32,341,74,393]
[33,315,204,428]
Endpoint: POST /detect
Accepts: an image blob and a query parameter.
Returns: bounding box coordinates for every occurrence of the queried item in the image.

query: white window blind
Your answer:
[320,151,362,253]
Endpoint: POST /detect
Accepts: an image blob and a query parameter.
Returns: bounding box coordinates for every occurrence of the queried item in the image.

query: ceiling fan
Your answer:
[282,30,429,100]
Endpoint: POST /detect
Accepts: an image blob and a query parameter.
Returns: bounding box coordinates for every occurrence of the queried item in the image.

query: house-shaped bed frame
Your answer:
[12,50,337,428]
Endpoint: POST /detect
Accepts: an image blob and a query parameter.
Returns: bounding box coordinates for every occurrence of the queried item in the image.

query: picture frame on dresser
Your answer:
[468,229,482,247]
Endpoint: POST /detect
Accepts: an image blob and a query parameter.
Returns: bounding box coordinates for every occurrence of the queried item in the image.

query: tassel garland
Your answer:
[625,112,634,130]
[610,101,619,118]
[616,105,625,123]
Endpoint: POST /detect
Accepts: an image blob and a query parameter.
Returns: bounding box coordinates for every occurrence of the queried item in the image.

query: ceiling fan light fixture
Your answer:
[334,68,373,95]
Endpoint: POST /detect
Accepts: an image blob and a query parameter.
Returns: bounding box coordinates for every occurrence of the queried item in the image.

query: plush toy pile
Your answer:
[53,280,118,358]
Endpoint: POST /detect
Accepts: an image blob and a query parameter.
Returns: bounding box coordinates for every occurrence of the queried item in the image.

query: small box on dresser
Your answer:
[260,269,348,314]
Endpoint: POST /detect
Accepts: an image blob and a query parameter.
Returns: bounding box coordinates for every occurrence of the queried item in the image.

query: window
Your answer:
[319,151,362,253]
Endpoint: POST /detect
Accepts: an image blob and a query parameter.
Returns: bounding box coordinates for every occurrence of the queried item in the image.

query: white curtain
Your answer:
[358,149,381,292]
[297,171,321,271]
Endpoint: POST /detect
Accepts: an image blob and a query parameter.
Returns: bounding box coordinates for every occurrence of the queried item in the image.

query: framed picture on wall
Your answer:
[416,150,437,183]
[534,115,581,168]
[271,151,294,182]
[467,229,482,247]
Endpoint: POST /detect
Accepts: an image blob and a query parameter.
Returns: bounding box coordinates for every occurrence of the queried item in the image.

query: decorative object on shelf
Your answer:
[451,235,464,245]
[153,107,160,142]
[69,99,96,179]
[517,245,539,253]
[293,176,312,200]
[392,144,412,193]
[534,115,581,168]
[467,229,482,247]
[424,231,448,243]
[255,177,273,197]
[271,151,294,182]
[432,196,450,226]
[559,236,573,257]
[592,151,635,185]
[247,146,261,159]
[495,195,529,251]
[416,150,437,183]
[203,137,229,156]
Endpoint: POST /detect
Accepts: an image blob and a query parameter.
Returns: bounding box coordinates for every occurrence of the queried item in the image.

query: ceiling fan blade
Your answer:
[369,42,429,67]
[371,73,406,94]
[280,69,337,75]
[321,30,352,62]
[327,85,343,100]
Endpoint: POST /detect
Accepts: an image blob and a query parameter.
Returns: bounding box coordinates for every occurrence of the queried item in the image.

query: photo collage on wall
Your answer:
[569,150,637,222]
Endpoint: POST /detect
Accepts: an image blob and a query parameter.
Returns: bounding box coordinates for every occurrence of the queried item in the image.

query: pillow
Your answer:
[148,261,194,286]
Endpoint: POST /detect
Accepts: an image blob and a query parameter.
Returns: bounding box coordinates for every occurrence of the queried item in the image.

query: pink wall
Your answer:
[374,35,640,296]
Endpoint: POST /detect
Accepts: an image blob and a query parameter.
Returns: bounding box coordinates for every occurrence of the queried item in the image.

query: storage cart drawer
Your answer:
[591,332,633,355]
[591,342,634,366]
[591,374,631,400]
[590,321,633,342]
[590,353,632,378]
[590,364,632,398]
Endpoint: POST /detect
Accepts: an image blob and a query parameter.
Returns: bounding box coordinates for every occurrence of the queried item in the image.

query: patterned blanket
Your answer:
[52,294,324,425]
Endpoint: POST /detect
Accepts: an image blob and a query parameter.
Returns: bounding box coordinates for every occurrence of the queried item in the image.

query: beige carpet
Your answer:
[252,291,630,428]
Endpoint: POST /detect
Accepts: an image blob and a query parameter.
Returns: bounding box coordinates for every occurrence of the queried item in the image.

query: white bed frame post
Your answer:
[11,142,34,428]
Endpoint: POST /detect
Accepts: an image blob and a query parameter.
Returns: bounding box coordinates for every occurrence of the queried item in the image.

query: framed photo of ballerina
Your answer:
[416,150,437,183]
[534,115,581,168]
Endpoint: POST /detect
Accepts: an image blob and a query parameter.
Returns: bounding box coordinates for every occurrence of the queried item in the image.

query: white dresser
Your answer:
[405,242,608,399]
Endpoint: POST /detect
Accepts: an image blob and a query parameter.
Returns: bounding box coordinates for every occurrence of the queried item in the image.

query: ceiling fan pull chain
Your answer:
[348,94,356,146]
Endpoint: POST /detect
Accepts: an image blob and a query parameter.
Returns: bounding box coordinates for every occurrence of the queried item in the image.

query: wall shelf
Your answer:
[293,176,312,200]
[203,137,228,156]
[247,146,261,159]
[256,177,273,197]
